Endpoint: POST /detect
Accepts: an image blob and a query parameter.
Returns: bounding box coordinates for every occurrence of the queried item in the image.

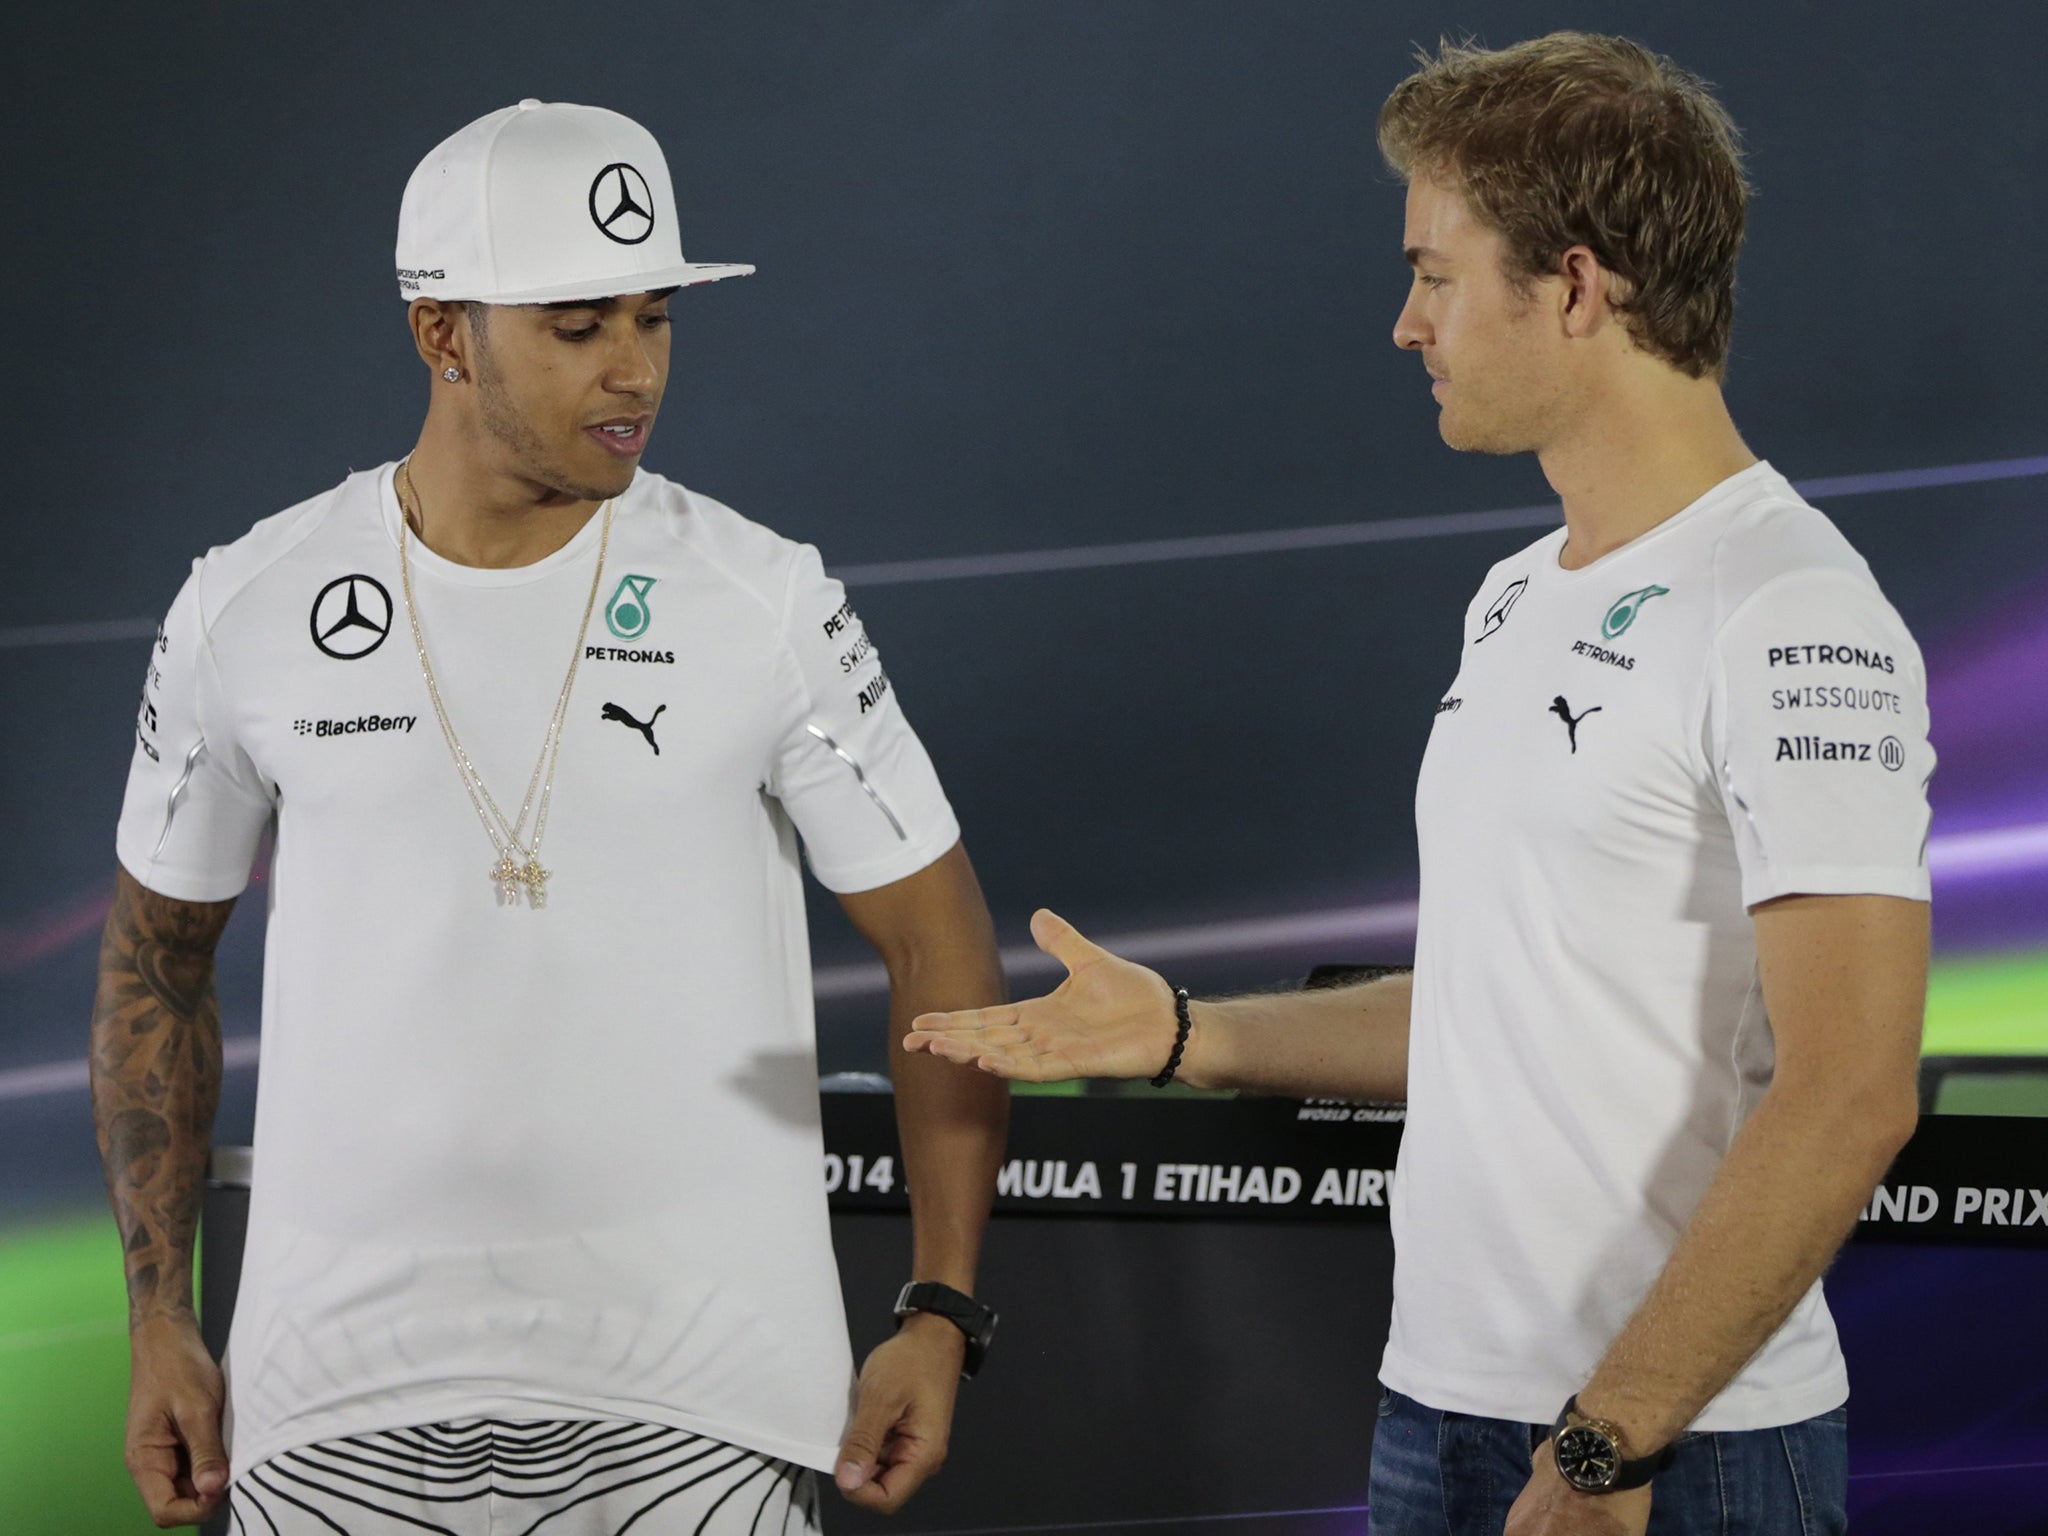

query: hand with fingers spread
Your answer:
[126,1316,229,1527]
[902,909,1184,1084]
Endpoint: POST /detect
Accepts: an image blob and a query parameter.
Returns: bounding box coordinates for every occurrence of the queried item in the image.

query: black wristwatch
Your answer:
[893,1281,998,1379]
[1550,1396,1676,1493]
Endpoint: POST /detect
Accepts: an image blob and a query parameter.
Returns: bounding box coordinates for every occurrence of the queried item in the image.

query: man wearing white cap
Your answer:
[92,100,1008,1533]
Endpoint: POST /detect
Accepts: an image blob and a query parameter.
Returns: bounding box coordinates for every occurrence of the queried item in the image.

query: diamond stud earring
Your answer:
[442,366,462,383]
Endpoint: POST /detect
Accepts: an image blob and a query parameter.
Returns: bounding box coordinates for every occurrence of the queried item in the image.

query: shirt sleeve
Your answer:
[114,562,276,901]
[764,545,961,893]
[1707,567,1934,908]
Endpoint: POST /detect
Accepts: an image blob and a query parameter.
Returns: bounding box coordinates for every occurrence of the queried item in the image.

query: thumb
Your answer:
[1029,908,1103,973]
[177,1400,229,1497]
[835,1392,897,1494]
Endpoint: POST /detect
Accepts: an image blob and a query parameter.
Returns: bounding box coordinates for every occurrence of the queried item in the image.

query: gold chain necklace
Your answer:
[397,459,613,908]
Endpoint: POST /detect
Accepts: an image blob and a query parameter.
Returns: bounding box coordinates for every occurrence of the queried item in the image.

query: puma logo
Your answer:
[1549,695,1601,753]
[601,702,665,755]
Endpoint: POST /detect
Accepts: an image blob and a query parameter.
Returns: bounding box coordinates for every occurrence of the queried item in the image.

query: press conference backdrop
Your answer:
[2,2,2045,1532]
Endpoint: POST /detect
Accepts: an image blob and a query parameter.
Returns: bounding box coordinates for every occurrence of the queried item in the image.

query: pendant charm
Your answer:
[519,858,551,909]
[491,855,523,906]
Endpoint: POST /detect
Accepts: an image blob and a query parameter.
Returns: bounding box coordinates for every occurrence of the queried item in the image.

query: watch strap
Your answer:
[893,1281,997,1379]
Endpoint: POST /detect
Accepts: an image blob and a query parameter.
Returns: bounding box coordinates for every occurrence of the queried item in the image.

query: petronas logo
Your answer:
[606,575,657,639]
[1602,584,1669,640]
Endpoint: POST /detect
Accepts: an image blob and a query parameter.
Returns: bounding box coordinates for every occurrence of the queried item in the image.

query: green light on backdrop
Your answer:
[1923,949,2048,1056]
[1,950,2042,1536]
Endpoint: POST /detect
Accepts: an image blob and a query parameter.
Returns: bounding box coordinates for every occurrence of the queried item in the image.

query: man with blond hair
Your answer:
[907,34,1929,1536]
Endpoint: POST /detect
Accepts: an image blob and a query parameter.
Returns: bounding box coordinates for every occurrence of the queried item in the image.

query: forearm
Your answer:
[88,871,234,1329]
[890,955,1010,1291]
[1180,972,1411,1099]
[1582,894,1926,1451]
[1579,1075,1914,1450]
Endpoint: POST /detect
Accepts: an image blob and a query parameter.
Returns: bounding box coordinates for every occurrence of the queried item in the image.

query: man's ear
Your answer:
[408,297,469,378]
[1556,245,1620,340]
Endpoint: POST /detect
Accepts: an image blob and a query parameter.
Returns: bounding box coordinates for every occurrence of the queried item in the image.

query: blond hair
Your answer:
[1380,33,1749,379]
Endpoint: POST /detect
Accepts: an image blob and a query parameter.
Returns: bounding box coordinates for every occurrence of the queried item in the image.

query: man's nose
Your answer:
[606,324,661,393]
[1392,303,1425,352]
[1392,293,1429,351]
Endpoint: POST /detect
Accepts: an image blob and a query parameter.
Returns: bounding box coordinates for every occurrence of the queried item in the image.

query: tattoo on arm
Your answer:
[89,870,236,1329]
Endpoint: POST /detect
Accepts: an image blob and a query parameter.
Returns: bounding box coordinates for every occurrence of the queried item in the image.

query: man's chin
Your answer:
[560,456,641,504]
[1438,414,1531,457]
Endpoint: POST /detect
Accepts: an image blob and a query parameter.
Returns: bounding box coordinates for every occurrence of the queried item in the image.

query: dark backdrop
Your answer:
[4,0,2047,1178]
[4,6,2048,1535]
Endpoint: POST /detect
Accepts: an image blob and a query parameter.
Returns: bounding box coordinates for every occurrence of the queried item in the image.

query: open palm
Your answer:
[903,909,1179,1082]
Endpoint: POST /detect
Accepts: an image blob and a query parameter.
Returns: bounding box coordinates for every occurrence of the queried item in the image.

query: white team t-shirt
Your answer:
[116,464,961,1478]
[1382,462,1933,1431]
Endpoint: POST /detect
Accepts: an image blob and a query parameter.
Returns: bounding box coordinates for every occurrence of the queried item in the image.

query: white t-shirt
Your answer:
[116,464,961,1478]
[1382,462,1933,1431]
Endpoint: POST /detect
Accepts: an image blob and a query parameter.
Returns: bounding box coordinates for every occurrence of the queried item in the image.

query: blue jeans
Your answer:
[1368,1385,1847,1535]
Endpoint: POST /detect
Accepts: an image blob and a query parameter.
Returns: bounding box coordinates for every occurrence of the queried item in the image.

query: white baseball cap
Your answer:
[395,99,754,305]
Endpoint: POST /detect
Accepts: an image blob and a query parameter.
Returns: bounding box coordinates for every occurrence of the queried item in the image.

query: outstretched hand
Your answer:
[902,909,1181,1083]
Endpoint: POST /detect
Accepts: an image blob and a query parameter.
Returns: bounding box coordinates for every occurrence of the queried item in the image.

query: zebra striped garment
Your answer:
[228,1418,822,1536]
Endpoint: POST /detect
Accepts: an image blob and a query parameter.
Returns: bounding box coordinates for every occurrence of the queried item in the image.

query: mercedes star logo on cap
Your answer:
[396,104,755,302]
[310,575,394,660]
[589,163,655,245]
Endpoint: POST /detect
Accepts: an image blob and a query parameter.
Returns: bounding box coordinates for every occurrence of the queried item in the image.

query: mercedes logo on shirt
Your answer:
[1477,576,1528,643]
[589,163,655,245]
[310,575,393,660]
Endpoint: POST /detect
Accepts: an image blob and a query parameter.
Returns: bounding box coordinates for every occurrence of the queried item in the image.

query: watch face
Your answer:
[1555,1425,1620,1490]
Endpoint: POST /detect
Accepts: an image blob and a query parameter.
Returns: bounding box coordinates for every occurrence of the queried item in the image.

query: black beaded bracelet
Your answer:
[1150,987,1194,1088]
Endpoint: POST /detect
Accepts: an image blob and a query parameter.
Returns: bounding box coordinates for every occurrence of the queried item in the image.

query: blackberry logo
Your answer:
[295,714,417,738]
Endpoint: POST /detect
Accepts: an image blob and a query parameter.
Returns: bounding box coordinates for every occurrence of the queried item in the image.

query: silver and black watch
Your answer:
[1551,1396,1676,1493]
[893,1281,997,1379]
